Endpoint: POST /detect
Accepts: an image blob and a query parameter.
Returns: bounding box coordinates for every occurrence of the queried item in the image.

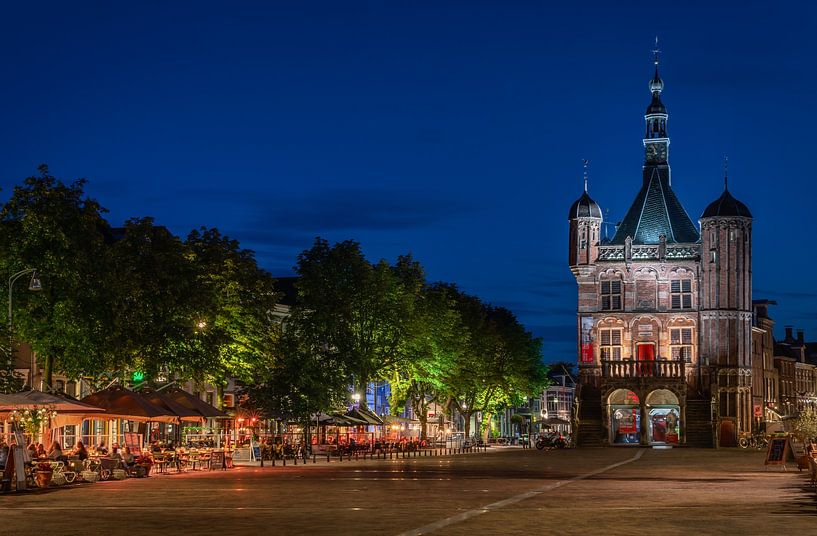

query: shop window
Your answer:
[599,328,622,360]
[601,280,622,310]
[612,408,640,444]
[670,328,693,362]
[670,279,692,309]
[649,408,680,445]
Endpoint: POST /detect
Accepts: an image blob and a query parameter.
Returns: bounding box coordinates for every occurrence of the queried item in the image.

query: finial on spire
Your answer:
[653,36,661,67]
[649,37,664,94]
[583,159,589,192]
[723,155,729,190]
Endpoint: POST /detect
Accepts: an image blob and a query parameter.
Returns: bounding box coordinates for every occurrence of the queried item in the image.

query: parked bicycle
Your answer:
[738,432,768,450]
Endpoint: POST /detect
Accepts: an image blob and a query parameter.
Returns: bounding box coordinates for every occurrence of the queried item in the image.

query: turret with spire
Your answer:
[568,160,602,270]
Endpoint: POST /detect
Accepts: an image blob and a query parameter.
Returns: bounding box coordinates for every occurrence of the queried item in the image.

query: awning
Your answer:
[80,386,178,423]
[164,387,227,418]
[0,390,106,427]
[542,417,570,426]
[138,387,205,422]
[347,407,383,425]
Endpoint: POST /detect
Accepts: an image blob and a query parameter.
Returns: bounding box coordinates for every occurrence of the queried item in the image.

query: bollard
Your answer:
[355,452,359,461]
[271,456,275,467]
[294,455,298,465]
[282,457,286,466]
[313,454,317,464]
[327,453,331,463]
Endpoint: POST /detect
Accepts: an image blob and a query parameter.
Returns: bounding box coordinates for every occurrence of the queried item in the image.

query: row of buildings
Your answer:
[567,50,815,447]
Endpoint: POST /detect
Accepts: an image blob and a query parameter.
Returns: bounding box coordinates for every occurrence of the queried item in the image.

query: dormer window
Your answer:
[601,280,622,310]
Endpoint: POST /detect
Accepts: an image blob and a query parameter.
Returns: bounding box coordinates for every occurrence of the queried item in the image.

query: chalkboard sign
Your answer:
[252,445,261,461]
[765,437,789,466]
[211,451,225,470]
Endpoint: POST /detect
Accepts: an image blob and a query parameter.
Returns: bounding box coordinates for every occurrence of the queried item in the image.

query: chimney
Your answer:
[797,329,804,344]
[785,326,793,341]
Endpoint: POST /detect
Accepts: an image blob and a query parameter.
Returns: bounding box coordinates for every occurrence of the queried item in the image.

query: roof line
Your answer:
[655,168,676,242]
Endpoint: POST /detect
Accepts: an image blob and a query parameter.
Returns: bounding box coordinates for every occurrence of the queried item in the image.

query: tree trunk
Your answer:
[463,412,471,438]
[43,354,54,391]
[357,379,369,410]
[482,413,493,443]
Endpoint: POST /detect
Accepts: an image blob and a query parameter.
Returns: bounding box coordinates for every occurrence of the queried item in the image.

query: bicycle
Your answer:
[738,433,768,450]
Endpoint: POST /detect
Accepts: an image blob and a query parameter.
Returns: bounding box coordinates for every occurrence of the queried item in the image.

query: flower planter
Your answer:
[35,470,53,488]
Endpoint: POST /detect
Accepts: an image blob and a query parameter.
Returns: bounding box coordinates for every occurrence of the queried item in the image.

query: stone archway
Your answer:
[607,388,641,445]
[646,389,681,445]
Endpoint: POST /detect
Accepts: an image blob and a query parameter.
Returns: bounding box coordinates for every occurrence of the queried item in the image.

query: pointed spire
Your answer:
[723,155,729,190]
[583,158,589,192]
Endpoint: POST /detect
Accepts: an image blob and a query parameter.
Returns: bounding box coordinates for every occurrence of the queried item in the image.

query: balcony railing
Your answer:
[581,359,686,380]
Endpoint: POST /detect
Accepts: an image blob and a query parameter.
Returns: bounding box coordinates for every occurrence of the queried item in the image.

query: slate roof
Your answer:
[568,191,602,219]
[609,166,700,245]
[701,188,752,218]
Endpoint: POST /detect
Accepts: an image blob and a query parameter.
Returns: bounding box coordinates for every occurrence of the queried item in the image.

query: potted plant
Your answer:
[34,461,54,488]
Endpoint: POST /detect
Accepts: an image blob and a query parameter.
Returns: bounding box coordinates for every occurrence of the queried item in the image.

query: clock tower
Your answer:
[643,45,669,167]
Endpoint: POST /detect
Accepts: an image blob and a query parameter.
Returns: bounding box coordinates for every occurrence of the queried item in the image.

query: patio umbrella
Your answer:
[0,390,107,427]
[347,407,383,425]
[542,417,570,426]
[139,387,204,422]
[80,386,178,423]
[164,387,227,418]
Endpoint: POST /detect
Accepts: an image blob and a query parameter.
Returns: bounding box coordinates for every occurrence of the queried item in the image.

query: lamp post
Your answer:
[6,269,42,380]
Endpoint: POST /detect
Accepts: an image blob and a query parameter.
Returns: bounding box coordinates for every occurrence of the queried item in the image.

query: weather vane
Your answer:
[653,36,661,66]
[583,158,589,192]
[723,154,729,189]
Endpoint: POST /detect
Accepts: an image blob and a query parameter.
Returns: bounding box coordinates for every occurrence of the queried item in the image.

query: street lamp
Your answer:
[8,268,42,327]
[6,268,42,386]
[352,392,360,405]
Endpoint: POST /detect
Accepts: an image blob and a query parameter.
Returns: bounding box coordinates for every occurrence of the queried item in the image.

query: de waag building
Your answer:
[568,55,753,448]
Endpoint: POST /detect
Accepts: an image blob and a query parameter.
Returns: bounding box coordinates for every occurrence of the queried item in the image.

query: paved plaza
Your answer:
[2,447,815,535]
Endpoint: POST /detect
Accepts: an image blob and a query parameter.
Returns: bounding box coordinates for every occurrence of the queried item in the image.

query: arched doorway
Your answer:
[609,389,640,445]
[646,389,680,445]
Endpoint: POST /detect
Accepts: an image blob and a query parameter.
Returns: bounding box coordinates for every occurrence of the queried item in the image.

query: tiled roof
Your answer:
[568,191,602,219]
[610,166,700,245]
[701,188,752,218]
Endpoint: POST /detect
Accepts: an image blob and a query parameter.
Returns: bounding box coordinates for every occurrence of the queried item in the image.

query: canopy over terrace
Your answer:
[0,390,106,427]
[164,388,227,418]
[138,387,204,422]
[80,386,177,423]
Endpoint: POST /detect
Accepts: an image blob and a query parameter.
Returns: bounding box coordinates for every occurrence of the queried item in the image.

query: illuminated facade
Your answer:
[568,51,753,447]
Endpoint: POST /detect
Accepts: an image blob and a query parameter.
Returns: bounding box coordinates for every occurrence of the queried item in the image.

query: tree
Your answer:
[0,166,112,387]
[185,227,280,386]
[104,217,208,381]
[245,321,348,427]
[793,406,817,443]
[293,238,422,409]
[440,287,548,439]
[390,283,467,440]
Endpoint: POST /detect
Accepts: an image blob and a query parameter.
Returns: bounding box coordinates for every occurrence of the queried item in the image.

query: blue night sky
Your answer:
[1,1,815,361]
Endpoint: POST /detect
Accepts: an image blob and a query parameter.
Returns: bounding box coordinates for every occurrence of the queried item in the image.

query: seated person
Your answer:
[48,441,68,463]
[72,441,89,461]
[0,443,8,470]
[96,440,108,455]
[120,446,135,467]
[36,443,47,459]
